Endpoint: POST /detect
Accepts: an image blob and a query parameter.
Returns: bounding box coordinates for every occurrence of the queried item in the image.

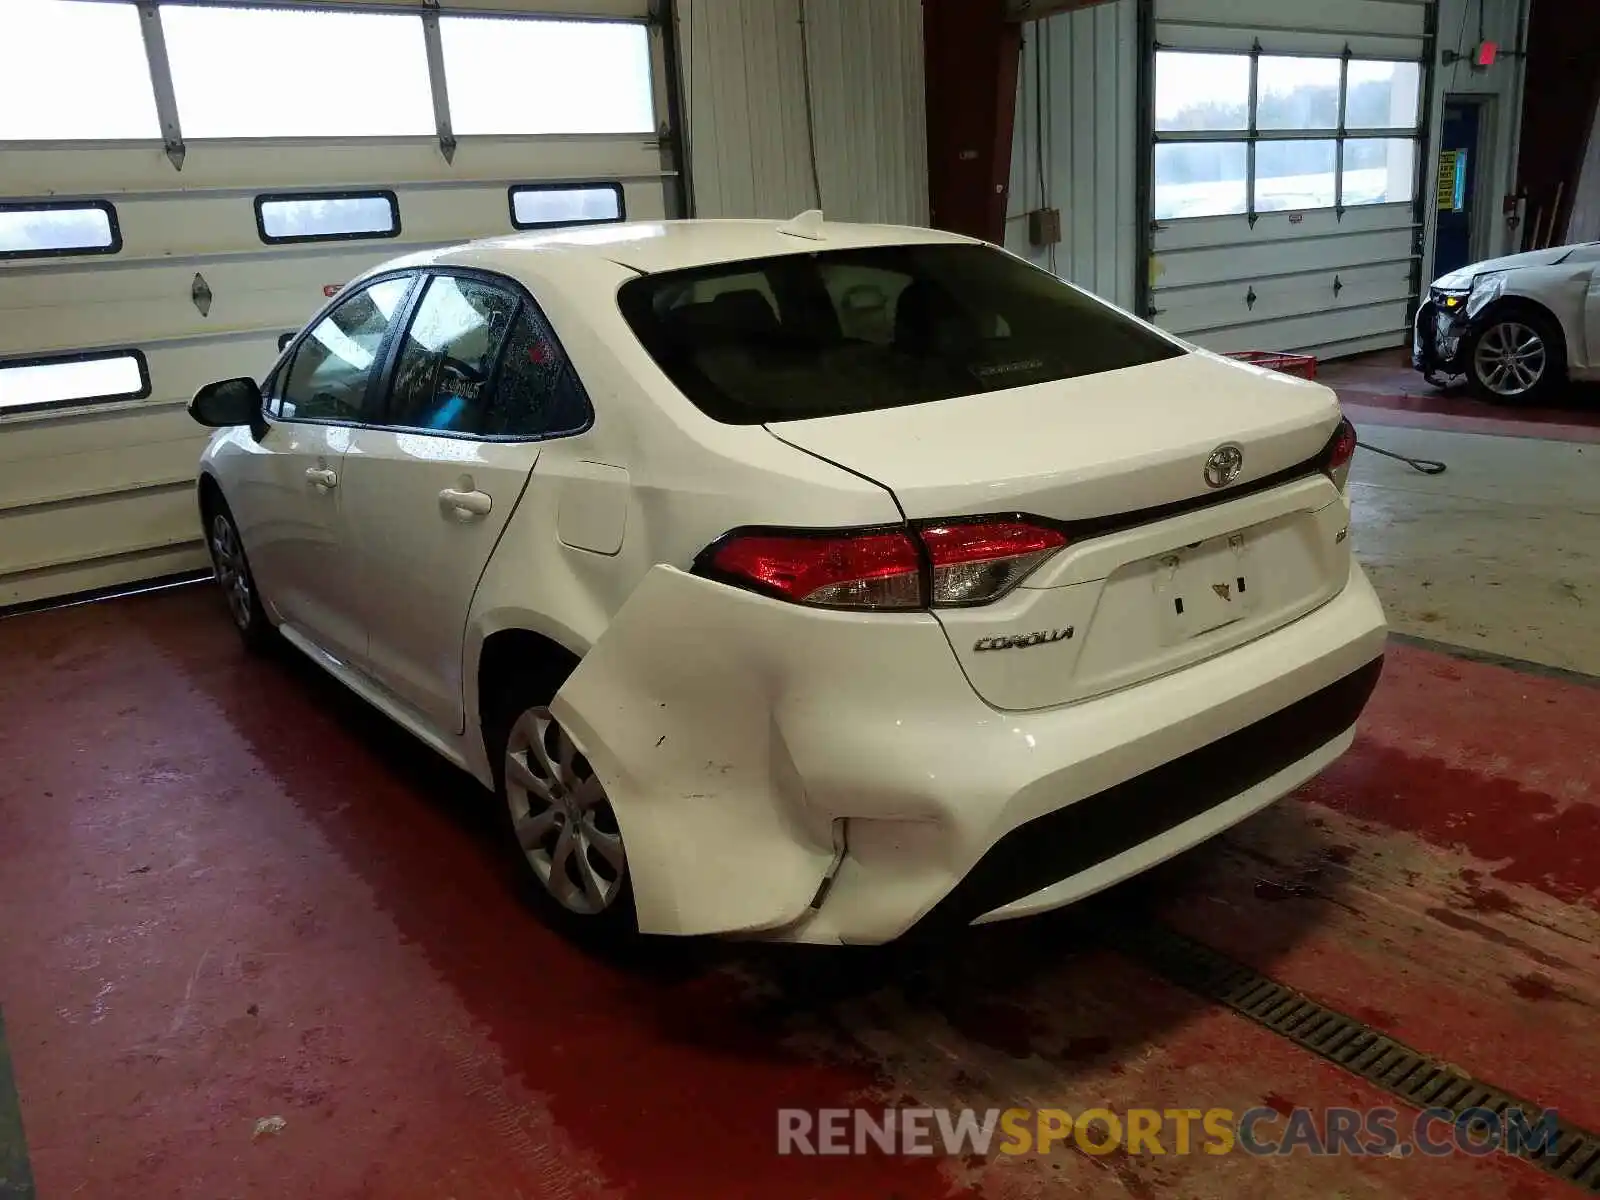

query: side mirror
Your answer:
[189,377,263,429]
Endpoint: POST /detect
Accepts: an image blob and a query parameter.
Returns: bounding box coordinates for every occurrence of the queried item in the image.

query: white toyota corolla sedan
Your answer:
[189,214,1387,945]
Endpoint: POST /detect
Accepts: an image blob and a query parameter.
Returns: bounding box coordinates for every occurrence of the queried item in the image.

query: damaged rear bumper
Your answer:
[551,562,1388,945]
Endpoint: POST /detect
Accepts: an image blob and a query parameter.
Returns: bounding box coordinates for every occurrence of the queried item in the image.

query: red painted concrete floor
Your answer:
[1,584,1596,1198]
[1320,349,1600,443]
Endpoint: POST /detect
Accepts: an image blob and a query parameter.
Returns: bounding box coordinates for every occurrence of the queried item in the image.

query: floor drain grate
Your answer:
[1114,920,1600,1192]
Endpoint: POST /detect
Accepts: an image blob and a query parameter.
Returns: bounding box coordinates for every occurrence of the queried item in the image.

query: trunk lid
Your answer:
[767,351,1353,711]
[765,351,1340,522]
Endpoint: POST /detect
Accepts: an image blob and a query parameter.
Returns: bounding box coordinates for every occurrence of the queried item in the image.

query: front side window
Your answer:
[278,277,413,423]
[619,244,1185,425]
[386,275,588,438]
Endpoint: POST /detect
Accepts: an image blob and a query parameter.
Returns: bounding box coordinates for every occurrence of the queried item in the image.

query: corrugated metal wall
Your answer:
[1006,0,1139,310]
[1423,0,1530,277]
[679,0,928,225]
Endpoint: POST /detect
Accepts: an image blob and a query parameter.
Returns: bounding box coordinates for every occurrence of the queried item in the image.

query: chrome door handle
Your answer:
[439,487,492,517]
[305,466,338,489]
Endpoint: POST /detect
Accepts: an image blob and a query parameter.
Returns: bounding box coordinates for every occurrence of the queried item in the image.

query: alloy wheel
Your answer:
[1473,321,1547,398]
[210,513,254,632]
[503,706,627,916]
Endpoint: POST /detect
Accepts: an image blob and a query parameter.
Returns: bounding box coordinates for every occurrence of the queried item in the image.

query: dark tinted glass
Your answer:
[617,244,1184,424]
[386,275,589,438]
[389,276,518,434]
[493,303,591,436]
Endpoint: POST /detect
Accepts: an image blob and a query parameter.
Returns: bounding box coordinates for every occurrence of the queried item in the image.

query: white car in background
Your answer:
[1414,241,1600,403]
[189,215,1387,945]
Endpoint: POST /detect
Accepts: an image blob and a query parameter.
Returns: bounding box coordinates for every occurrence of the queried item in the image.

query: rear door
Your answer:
[339,270,591,734]
[237,275,416,665]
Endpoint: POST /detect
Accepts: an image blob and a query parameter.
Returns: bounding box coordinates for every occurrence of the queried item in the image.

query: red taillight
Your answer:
[1323,417,1357,475]
[919,521,1068,606]
[701,519,1068,611]
[706,530,922,609]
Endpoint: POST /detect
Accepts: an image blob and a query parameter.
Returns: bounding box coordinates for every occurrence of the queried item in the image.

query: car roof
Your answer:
[427,216,983,277]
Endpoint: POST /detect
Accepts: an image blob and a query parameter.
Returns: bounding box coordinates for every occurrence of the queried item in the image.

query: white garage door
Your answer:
[0,0,678,609]
[1149,0,1432,359]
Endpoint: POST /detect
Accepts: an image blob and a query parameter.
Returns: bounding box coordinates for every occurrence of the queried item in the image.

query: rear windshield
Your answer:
[616,243,1185,424]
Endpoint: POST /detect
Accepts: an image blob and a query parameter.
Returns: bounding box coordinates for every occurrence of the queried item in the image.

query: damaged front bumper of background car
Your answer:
[1412,270,1509,380]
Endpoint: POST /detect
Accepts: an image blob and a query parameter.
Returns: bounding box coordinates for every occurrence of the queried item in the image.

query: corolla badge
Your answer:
[974,628,1074,652]
[1203,444,1244,489]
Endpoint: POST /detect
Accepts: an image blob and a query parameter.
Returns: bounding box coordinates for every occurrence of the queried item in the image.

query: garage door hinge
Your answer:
[1246,285,1258,311]
[1333,274,1344,298]
[137,1,186,171]
[420,0,457,165]
[191,273,213,318]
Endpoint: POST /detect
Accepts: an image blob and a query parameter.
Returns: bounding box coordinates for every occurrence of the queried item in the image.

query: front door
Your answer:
[240,275,415,666]
[1434,99,1481,279]
[339,271,592,734]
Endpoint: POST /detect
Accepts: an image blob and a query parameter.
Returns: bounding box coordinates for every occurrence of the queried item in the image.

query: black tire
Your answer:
[203,496,275,654]
[1465,305,1567,405]
[486,668,638,943]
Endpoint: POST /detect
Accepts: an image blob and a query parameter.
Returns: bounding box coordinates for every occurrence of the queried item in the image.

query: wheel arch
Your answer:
[469,622,588,784]
[197,470,225,522]
[1475,293,1572,363]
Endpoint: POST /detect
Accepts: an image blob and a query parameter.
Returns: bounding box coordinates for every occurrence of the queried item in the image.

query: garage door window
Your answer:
[1256,57,1341,132]
[0,350,150,416]
[1154,143,1248,220]
[255,192,400,245]
[1155,52,1250,133]
[1342,138,1418,208]
[1154,50,1421,220]
[0,0,160,140]
[0,202,120,259]
[439,16,653,135]
[509,184,625,230]
[162,6,434,138]
[1255,139,1337,213]
[1346,61,1422,131]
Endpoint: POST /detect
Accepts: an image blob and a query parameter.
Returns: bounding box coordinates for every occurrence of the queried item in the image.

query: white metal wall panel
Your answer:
[1149,0,1433,358]
[802,0,929,226]
[1006,0,1139,310]
[0,2,674,608]
[680,0,818,219]
[679,0,929,225]
[1420,0,1529,276]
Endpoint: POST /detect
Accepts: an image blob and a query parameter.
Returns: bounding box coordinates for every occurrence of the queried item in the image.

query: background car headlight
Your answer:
[1465,271,1508,318]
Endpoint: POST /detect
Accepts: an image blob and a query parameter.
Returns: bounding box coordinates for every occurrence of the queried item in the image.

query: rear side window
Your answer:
[617,244,1185,424]
[385,275,590,438]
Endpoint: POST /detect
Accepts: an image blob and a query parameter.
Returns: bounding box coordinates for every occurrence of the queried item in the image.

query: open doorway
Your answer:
[1434,94,1497,279]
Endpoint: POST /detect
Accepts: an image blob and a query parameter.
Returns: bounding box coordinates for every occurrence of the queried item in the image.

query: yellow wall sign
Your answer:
[1437,150,1467,212]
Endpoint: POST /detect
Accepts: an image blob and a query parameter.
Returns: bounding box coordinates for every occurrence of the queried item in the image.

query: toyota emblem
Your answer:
[1203,444,1244,489]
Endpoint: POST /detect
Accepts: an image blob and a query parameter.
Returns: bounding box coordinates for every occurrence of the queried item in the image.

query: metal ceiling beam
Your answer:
[1004,0,1121,21]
